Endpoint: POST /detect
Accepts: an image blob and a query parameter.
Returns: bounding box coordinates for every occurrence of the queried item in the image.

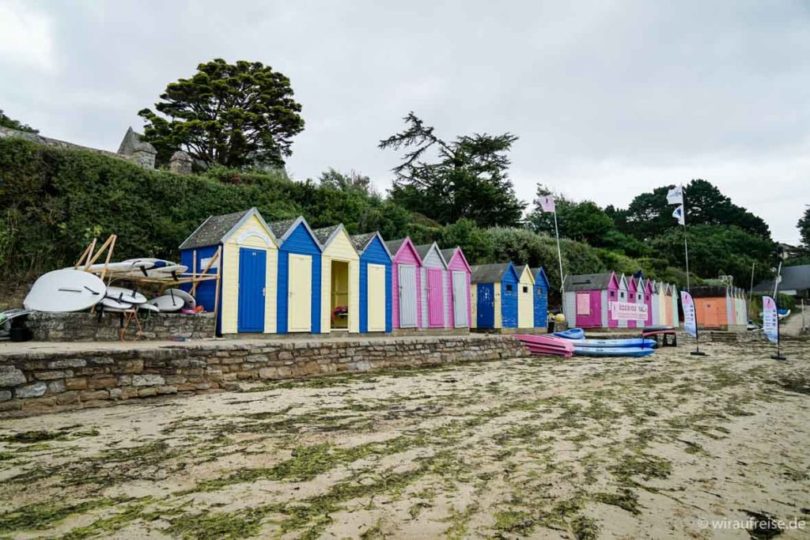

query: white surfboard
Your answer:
[164,288,196,309]
[105,286,147,305]
[84,261,142,274]
[148,294,184,312]
[138,303,160,313]
[121,263,188,279]
[24,269,106,312]
[100,296,134,310]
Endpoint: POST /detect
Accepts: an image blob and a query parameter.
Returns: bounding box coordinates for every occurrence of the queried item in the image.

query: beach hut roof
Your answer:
[350,232,391,256]
[414,242,448,266]
[312,224,342,246]
[440,247,472,273]
[384,238,407,255]
[563,272,616,292]
[531,267,550,288]
[268,216,322,248]
[179,207,277,250]
[470,263,516,284]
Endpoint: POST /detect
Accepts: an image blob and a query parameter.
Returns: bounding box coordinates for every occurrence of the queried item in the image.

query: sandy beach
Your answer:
[0,339,808,539]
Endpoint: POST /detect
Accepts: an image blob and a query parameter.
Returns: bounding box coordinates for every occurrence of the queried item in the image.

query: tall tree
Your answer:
[622,179,771,240]
[798,207,810,249]
[379,113,526,227]
[318,168,373,195]
[139,59,304,170]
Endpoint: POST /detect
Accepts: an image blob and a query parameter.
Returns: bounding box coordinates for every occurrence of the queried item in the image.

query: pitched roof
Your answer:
[753,264,810,294]
[470,263,514,283]
[179,208,275,250]
[312,224,341,246]
[440,248,456,261]
[531,267,550,287]
[563,272,615,291]
[385,238,406,255]
[413,244,433,260]
[268,218,299,239]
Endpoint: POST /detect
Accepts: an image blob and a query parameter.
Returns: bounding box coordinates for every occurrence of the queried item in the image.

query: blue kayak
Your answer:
[574,346,654,358]
[572,338,657,349]
[554,328,585,340]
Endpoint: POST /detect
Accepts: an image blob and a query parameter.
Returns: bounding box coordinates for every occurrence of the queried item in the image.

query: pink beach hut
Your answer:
[385,238,423,330]
[414,242,449,329]
[440,247,472,328]
[562,272,620,329]
[626,276,641,329]
[642,277,654,327]
[615,274,630,329]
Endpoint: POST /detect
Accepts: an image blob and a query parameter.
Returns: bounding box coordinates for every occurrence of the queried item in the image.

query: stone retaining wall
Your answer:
[27,312,216,341]
[0,335,529,416]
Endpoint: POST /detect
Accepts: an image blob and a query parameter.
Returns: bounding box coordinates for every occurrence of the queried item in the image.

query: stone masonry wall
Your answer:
[0,335,529,416]
[27,312,216,341]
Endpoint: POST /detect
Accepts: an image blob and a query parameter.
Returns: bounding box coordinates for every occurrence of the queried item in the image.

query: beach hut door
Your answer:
[237,248,266,333]
[288,254,312,332]
[398,264,418,327]
[367,264,386,332]
[452,271,468,327]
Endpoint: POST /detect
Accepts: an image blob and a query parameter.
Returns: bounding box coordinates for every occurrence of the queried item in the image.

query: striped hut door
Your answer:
[452,271,469,327]
[427,268,444,327]
[398,264,418,327]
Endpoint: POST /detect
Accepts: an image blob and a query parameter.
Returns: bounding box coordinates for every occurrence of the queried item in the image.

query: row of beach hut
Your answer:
[561,272,680,329]
[178,208,552,335]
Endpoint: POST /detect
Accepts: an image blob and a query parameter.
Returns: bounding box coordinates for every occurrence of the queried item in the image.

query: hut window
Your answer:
[505,284,513,292]
[609,291,615,298]
[522,286,528,293]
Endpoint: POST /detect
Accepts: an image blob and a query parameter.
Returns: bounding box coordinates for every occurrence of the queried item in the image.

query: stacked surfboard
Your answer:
[554,329,656,358]
[23,259,195,314]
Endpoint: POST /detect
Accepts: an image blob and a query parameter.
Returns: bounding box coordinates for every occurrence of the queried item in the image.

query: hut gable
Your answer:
[519,265,535,285]
[385,238,421,264]
[179,208,276,250]
[414,242,447,269]
[350,232,392,257]
[269,217,322,251]
[531,267,550,289]
[442,247,472,273]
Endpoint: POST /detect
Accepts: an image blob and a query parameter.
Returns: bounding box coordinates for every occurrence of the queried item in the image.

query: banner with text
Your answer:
[609,301,648,321]
[680,291,696,338]
[762,296,778,344]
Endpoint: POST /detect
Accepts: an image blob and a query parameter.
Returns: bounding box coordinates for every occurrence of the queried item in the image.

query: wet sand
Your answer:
[0,340,808,539]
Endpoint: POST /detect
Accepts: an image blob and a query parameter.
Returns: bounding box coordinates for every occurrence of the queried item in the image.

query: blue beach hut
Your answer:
[351,232,393,333]
[269,217,323,334]
[470,263,519,330]
[179,208,279,335]
[531,267,550,329]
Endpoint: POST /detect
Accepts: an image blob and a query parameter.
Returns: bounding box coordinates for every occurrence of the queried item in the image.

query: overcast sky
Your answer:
[2,0,808,243]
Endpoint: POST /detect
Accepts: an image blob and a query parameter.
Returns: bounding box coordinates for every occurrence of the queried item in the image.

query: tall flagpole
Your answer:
[553,207,565,297]
[682,185,691,292]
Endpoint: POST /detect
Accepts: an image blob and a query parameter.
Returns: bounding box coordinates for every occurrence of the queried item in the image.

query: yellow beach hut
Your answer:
[518,265,535,329]
[179,207,278,335]
[313,224,360,333]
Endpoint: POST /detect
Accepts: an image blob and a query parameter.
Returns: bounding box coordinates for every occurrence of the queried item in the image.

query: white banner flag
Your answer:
[666,186,684,205]
[762,296,778,344]
[537,195,555,213]
[672,205,685,225]
[681,291,696,338]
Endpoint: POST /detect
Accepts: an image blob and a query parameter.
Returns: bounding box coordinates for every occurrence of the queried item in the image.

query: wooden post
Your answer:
[212,246,222,335]
[76,238,97,269]
[100,235,117,283]
[191,248,220,296]
[84,235,116,270]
